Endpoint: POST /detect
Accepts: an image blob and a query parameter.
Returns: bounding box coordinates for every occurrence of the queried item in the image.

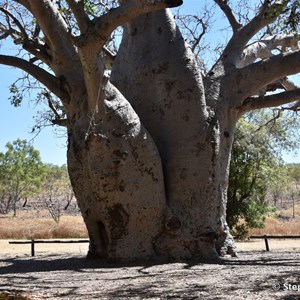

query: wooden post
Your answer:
[264,236,269,251]
[292,195,295,219]
[31,239,35,257]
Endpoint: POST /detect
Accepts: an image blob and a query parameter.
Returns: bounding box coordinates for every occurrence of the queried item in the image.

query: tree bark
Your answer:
[67,80,167,261]
[111,10,237,260]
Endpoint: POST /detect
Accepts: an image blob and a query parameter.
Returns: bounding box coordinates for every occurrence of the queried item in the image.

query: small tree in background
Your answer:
[0,180,11,214]
[0,139,46,216]
[268,166,290,207]
[227,110,299,239]
[40,164,74,223]
[287,164,300,217]
[288,164,300,188]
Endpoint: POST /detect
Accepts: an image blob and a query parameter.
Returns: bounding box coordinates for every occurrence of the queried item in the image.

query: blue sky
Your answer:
[0,1,299,165]
[0,65,68,165]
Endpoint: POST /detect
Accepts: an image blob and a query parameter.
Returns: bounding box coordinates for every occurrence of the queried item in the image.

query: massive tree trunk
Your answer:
[65,7,300,262]
[110,9,238,260]
[66,9,238,262]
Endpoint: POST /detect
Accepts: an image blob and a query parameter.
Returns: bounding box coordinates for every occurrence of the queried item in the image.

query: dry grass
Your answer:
[249,204,300,236]
[1,206,299,240]
[0,291,32,300]
[248,217,300,235]
[0,210,88,240]
[278,203,300,218]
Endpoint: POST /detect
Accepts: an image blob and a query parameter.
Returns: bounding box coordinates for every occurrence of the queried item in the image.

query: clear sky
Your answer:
[0,1,299,165]
[0,64,68,166]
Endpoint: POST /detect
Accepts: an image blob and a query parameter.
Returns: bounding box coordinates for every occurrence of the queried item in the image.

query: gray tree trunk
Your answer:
[67,80,168,261]
[65,9,240,263]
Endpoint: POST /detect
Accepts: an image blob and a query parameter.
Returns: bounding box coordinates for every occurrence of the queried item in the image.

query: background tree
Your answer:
[268,166,290,207]
[288,164,300,188]
[0,180,11,214]
[0,139,45,216]
[227,110,299,239]
[1,1,300,262]
[39,164,75,223]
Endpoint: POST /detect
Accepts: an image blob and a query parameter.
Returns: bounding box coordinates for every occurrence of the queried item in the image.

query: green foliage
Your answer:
[0,139,46,216]
[227,110,299,239]
[283,0,300,32]
[268,0,300,33]
[265,0,289,20]
[54,0,118,33]
[268,165,290,206]
[9,83,23,107]
[287,163,300,183]
[0,141,74,220]
[84,0,98,16]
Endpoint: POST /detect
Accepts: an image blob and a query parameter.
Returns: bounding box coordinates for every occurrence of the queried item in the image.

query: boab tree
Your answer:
[1,0,300,262]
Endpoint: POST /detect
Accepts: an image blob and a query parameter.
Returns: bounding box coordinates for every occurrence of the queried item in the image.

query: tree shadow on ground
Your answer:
[1,251,299,274]
[222,251,300,268]
[0,251,299,299]
[0,256,106,274]
[104,284,208,300]
[0,255,211,299]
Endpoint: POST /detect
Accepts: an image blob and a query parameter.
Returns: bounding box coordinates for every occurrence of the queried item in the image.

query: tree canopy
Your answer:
[1,1,300,120]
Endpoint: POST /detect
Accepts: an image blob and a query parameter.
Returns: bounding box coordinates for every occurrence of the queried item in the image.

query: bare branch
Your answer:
[0,3,55,66]
[51,118,69,126]
[22,39,52,65]
[32,23,40,39]
[0,6,27,37]
[190,18,206,53]
[12,0,31,10]
[214,0,242,32]
[46,93,62,120]
[43,91,69,126]
[0,54,69,102]
[175,13,208,53]
[65,0,90,32]
[26,0,77,62]
[76,0,183,48]
[241,88,300,113]
[0,24,16,40]
[255,109,282,132]
[238,34,300,68]
[103,45,116,69]
[236,49,300,100]
[241,0,287,43]
[222,0,288,68]
[291,101,300,110]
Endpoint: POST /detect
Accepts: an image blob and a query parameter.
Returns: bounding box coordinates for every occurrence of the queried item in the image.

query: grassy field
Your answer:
[0,206,299,240]
[0,210,88,239]
[249,205,300,236]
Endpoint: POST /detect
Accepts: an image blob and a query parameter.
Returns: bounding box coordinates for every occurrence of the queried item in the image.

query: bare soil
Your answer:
[0,240,300,299]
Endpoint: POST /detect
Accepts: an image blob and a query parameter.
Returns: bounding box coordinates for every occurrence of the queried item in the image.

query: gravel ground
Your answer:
[0,241,299,299]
